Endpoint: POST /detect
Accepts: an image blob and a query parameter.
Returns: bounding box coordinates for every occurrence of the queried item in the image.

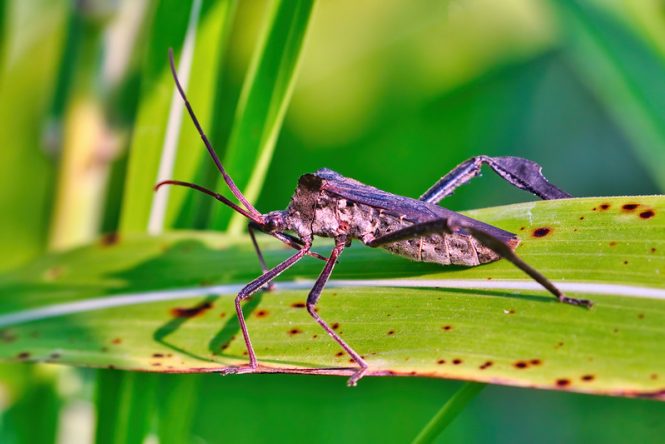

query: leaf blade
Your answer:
[0,196,663,399]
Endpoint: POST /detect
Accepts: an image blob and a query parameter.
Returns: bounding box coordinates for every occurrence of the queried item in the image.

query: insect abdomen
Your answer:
[328,195,513,266]
[380,232,508,266]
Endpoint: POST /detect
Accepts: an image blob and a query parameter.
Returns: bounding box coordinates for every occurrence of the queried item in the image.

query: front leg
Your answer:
[420,155,571,204]
[226,243,311,372]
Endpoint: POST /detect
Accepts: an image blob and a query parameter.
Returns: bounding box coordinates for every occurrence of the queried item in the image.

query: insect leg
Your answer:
[420,156,571,204]
[305,238,369,386]
[248,222,327,262]
[368,218,592,308]
[232,243,311,369]
[248,223,277,291]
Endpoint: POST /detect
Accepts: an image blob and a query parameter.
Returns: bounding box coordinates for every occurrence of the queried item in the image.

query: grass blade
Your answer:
[95,370,158,444]
[0,1,65,270]
[208,0,315,233]
[119,0,236,233]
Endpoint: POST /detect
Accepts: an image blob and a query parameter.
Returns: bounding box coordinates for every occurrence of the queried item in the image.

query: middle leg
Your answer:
[305,237,370,386]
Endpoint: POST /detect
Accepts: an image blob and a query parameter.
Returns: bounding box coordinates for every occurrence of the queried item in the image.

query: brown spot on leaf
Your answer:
[519,226,525,231]
[0,330,17,342]
[514,361,528,369]
[442,325,453,331]
[452,359,462,365]
[651,247,657,253]
[622,203,639,211]
[608,241,617,247]
[532,227,551,238]
[599,203,611,210]
[255,310,269,318]
[650,373,659,380]
[312,334,318,339]
[220,312,226,318]
[530,359,542,366]
[108,365,116,370]
[17,352,30,359]
[579,216,585,220]
[437,359,446,365]
[335,351,344,357]
[288,328,302,336]
[152,353,164,358]
[170,301,213,318]
[623,260,629,265]
[640,210,655,219]
[581,374,595,382]
[556,378,571,387]
[152,363,161,367]
[479,361,493,370]
[111,338,122,345]
[291,302,306,308]
[331,322,340,331]
[387,330,395,336]
[555,342,564,349]
[44,266,63,281]
[100,232,120,246]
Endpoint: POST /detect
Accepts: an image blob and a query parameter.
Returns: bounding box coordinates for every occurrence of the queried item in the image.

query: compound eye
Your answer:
[264,212,284,232]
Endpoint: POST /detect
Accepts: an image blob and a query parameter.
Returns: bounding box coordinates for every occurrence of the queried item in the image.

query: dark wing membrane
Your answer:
[316,168,517,243]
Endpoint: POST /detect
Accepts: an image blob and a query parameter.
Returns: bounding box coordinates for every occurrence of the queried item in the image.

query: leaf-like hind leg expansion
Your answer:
[305,238,369,386]
[368,218,592,308]
[224,243,311,374]
[420,155,571,204]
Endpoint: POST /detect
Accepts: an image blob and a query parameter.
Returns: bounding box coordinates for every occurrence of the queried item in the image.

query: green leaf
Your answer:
[95,370,158,444]
[0,1,66,270]
[0,196,663,399]
[208,0,315,233]
[119,0,236,233]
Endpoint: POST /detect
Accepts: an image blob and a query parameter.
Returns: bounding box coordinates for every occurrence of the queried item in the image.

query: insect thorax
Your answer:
[284,175,504,266]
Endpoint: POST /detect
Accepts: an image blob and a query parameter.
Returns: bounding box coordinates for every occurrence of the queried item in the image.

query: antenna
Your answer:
[167,48,263,221]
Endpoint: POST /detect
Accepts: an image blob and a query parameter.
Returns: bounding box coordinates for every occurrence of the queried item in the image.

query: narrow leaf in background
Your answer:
[0,1,66,271]
[209,0,315,233]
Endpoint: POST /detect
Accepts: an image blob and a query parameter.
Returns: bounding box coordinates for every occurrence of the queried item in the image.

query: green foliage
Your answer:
[1,196,663,398]
[1,0,665,442]
[209,0,315,232]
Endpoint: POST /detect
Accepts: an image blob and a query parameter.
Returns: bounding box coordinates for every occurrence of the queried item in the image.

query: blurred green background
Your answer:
[1,0,664,442]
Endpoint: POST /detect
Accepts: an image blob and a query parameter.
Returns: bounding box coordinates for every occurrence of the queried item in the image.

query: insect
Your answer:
[156,49,592,386]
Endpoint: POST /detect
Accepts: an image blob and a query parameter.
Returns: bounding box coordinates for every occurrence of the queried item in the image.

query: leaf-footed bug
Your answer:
[155,49,592,386]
